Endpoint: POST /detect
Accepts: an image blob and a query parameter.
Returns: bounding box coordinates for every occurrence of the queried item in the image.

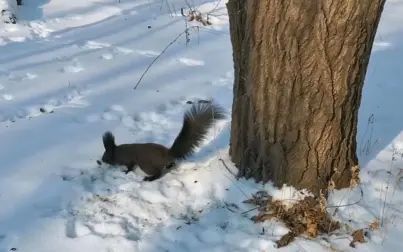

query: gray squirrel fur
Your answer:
[100,102,225,181]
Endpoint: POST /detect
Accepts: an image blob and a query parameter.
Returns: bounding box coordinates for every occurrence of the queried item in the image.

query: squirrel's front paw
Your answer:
[143,176,154,181]
[143,174,161,181]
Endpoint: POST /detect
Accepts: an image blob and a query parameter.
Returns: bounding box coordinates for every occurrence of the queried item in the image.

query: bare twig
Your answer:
[133,24,219,90]
[241,206,260,215]
[219,158,237,178]
[218,158,253,200]
[327,186,364,209]
[207,0,223,15]
[134,29,188,90]
[184,0,194,12]
[197,26,230,36]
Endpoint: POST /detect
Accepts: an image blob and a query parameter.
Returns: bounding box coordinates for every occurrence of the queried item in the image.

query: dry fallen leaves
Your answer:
[245,193,340,248]
[369,219,380,231]
[350,229,366,248]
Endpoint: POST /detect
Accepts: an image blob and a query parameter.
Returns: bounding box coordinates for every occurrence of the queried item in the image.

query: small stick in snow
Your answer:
[218,158,238,178]
[327,186,364,209]
[241,206,260,215]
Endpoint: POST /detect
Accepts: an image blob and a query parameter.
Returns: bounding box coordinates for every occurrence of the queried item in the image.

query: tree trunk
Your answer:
[227,0,385,195]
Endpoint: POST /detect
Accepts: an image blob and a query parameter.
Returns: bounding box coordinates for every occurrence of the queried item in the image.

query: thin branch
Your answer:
[207,0,223,15]
[134,29,188,90]
[241,206,260,215]
[219,158,238,178]
[327,186,364,209]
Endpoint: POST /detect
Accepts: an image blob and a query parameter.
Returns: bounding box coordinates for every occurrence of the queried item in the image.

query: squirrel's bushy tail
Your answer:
[103,131,116,151]
[169,102,225,160]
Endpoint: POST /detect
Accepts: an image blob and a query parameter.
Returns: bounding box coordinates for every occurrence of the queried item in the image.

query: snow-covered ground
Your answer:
[0,0,402,251]
[0,0,17,25]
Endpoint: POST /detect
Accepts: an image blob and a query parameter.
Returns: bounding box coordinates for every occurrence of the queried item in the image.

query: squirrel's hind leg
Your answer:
[142,162,175,181]
[143,169,162,181]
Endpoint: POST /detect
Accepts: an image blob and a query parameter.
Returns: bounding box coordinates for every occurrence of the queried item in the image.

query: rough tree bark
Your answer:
[227,0,385,195]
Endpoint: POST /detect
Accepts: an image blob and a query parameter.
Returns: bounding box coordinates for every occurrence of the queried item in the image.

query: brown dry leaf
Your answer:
[328,179,336,191]
[186,10,212,26]
[350,229,366,248]
[251,213,273,223]
[369,220,380,231]
[188,14,195,22]
[350,165,361,188]
[306,219,318,238]
[251,196,340,247]
[319,190,327,212]
[276,231,296,248]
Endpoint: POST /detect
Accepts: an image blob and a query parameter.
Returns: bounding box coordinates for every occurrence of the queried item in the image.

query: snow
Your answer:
[0,0,16,12]
[0,0,402,251]
[0,0,17,26]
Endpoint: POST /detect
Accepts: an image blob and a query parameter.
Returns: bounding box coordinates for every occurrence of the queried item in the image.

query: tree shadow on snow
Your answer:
[357,30,403,167]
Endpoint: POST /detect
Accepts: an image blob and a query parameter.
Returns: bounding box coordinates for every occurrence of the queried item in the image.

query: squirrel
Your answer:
[99,102,225,181]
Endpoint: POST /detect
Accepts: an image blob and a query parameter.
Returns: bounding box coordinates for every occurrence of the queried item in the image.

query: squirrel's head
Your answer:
[101,148,115,165]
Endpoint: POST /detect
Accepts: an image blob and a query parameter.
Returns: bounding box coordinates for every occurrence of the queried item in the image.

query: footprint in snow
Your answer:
[85,104,134,126]
[100,47,133,61]
[88,102,178,142]
[110,104,126,113]
[121,8,138,16]
[156,103,167,113]
[81,40,111,50]
[113,47,134,55]
[101,104,127,121]
[29,22,52,38]
[102,111,120,121]
[209,71,233,89]
[8,36,26,42]
[87,99,213,143]
[135,49,159,57]
[8,72,37,81]
[2,94,14,101]
[66,201,142,240]
[85,113,101,123]
[61,60,84,73]
[0,85,13,102]
[0,109,28,123]
[0,87,86,123]
[121,115,136,128]
[62,65,84,73]
[101,53,114,60]
[177,57,205,66]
